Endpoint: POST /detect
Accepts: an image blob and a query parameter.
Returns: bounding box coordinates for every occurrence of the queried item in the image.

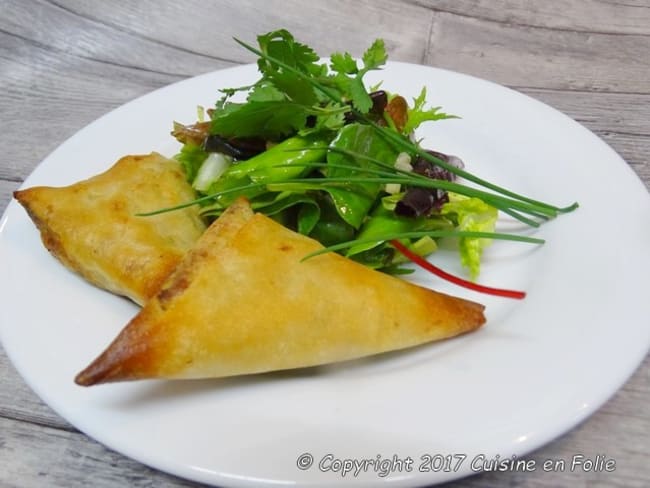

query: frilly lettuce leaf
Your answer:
[403,87,458,134]
[441,193,498,280]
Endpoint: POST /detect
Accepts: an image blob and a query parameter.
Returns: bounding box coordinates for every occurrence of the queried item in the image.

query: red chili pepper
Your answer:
[390,240,526,299]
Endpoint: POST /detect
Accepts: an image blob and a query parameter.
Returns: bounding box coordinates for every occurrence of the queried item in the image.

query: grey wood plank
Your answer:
[0,28,200,182]
[592,132,650,188]
[0,347,74,431]
[516,89,650,136]
[1,0,433,78]
[423,9,650,92]
[0,29,184,182]
[0,180,19,211]
[411,0,650,35]
[0,416,197,488]
[2,0,238,77]
[42,0,433,63]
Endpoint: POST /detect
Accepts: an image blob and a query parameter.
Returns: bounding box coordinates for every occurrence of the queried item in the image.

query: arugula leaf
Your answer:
[403,87,458,134]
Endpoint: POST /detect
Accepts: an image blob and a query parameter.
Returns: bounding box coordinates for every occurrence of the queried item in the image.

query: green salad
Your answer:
[155,29,577,298]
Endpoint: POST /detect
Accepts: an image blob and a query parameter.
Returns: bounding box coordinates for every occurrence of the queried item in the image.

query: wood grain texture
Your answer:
[0,415,197,487]
[0,0,648,487]
[422,9,650,92]
[412,0,650,35]
[0,180,19,210]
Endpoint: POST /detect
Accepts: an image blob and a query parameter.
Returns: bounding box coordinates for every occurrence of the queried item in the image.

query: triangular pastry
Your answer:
[75,198,485,386]
[14,153,206,305]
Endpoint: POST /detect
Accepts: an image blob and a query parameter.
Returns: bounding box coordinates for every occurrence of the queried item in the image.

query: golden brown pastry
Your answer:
[75,198,485,386]
[14,153,206,305]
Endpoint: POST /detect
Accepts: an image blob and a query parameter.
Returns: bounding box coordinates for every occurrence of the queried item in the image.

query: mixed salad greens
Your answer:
[155,29,577,298]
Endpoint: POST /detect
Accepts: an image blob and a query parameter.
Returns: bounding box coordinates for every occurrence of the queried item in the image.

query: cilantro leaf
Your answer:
[267,71,317,105]
[299,102,346,135]
[247,82,287,102]
[348,77,373,113]
[255,29,321,106]
[219,83,256,98]
[257,29,320,74]
[344,39,387,114]
[212,33,389,136]
[330,52,358,74]
[361,39,387,70]
[211,101,308,139]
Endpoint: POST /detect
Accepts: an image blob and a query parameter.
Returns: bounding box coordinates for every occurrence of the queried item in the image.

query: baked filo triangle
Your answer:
[14,153,206,305]
[75,198,486,386]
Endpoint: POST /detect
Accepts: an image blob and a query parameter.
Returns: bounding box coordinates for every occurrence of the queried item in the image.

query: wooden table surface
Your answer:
[1,1,648,487]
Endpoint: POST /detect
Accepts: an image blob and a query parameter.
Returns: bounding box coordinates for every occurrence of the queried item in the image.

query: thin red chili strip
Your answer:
[390,240,526,299]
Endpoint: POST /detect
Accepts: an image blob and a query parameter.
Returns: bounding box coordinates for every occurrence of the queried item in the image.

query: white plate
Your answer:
[1,62,649,487]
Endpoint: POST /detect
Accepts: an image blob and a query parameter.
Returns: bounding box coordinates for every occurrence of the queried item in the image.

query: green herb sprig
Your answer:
[154,31,580,289]
[232,36,578,218]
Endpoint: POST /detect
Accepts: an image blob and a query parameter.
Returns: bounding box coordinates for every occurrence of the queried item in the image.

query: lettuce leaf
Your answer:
[441,193,497,280]
[175,143,208,183]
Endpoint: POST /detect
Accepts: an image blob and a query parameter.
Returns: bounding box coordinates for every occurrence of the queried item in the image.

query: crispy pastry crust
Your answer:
[14,153,206,305]
[76,198,485,386]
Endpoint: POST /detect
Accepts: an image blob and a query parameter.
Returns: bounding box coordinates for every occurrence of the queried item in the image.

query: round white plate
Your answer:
[1,62,648,487]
